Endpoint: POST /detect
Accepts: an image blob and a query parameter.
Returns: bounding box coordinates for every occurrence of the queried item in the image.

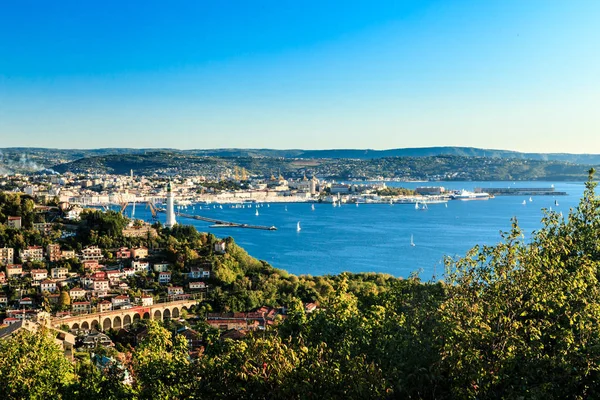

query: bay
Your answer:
[131,181,586,279]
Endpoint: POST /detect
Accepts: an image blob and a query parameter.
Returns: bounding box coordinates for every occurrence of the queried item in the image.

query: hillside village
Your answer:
[0,190,311,360]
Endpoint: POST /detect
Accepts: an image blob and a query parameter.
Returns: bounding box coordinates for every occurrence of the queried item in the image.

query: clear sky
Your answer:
[1,1,598,152]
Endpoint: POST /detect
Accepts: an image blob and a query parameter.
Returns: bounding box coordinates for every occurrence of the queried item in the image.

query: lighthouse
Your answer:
[165,181,177,228]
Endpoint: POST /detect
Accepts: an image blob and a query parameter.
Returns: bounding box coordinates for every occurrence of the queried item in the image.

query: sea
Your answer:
[129,181,586,279]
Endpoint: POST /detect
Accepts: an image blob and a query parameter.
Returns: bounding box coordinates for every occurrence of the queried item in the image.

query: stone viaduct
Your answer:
[51,299,199,331]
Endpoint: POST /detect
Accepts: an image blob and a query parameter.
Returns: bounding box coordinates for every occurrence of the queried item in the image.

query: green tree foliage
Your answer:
[132,320,191,399]
[440,168,600,398]
[59,290,71,310]
[0,328,75,399]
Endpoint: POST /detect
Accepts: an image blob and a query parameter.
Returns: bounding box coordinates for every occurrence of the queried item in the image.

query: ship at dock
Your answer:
[451,189,490,200]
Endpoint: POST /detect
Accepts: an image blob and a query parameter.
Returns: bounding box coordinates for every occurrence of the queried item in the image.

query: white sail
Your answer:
[410,234,415,247]
[415,202,419,210]
[297,221,301,232]
[255,209,259,216]
[311,204,315,211]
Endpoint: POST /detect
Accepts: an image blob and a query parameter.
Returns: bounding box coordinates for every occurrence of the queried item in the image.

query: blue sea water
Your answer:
[131,181,586,279]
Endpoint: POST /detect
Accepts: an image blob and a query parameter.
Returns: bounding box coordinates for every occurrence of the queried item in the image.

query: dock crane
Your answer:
[145,201,159,222]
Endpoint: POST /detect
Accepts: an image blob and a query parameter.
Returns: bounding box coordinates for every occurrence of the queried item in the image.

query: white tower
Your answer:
[165,181,177,228]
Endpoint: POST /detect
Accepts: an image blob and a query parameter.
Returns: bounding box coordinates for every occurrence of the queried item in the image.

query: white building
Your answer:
[40,280,57,293]
[167,286,184,296]
[93,280,110,292]
[141,295,154,306]
[81,246,103,261]
[111,295,129,307]
[189,267,211,279]
[72,302,91,314]
[30,269,48,282]
[0,248,14,265]
[153,262,170,273]
[19,246,44,262]
[69,287,87,299]
[51,267,69,279]
[132,260,150,273]
[7,216,21,230]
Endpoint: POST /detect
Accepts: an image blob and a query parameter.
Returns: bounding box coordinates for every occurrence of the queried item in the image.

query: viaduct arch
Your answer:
[52,300,197,331]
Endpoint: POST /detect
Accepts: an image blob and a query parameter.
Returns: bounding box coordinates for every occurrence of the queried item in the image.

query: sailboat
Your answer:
[444,203,448,208]
[284,206,288,212]
[390,199,393,206]
[415,202,419,210]
[555,199,559,206]
[529,197,533,202]
[219,205,223,209]
[522,200,527,205]
[410,234,415,247]
[296,221,301,232]
[356,202,359,207]
[311,204,315,211]
[255,209,259,216]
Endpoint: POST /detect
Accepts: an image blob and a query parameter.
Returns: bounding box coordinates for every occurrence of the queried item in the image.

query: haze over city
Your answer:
[1,1,598,153]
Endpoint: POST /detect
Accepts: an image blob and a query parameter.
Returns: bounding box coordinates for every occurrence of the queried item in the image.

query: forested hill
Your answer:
[50,152,598,181]
[3,146,600,175]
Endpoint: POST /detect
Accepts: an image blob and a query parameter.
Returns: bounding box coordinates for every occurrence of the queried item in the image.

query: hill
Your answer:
[48,152,598,181]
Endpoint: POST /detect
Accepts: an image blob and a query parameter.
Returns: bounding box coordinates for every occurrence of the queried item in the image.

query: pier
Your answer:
[474,187,567,196]
[157,208,277,231]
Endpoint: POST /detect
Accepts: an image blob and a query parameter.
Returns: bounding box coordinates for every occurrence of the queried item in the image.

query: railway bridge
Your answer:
[51,298,200,331]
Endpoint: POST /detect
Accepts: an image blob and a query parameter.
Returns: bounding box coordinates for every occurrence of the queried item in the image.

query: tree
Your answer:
[0,328,75,399]
[132,320,190,399]
[59,290,71,311]
[439,169,600,398]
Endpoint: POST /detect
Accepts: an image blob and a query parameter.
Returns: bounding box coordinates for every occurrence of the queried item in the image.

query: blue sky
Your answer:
[1,1,598,152]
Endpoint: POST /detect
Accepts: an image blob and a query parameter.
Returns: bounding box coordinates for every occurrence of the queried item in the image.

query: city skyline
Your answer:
[1,1,599,153]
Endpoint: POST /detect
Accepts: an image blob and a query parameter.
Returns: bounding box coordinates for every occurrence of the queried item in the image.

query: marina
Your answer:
[127,181,584,279]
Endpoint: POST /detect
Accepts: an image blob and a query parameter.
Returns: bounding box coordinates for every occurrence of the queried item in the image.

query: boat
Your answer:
[445,203,448,208]
[415,202,419,210]
[555,199,559,206]
[296,221,301,232]
[522,200,527,205]
[451,189,490,200]
[311,204,315,211]
[390,199,393,206]
[284,206,288,212]
[255,209,259,216]
[356,202,359,207]
[529,197,533,202]
[410,234,415,247]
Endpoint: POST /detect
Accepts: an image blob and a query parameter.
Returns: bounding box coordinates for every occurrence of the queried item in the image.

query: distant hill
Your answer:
[292,147,600,163]
[48,152,598,181]
[2,146,600,175]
